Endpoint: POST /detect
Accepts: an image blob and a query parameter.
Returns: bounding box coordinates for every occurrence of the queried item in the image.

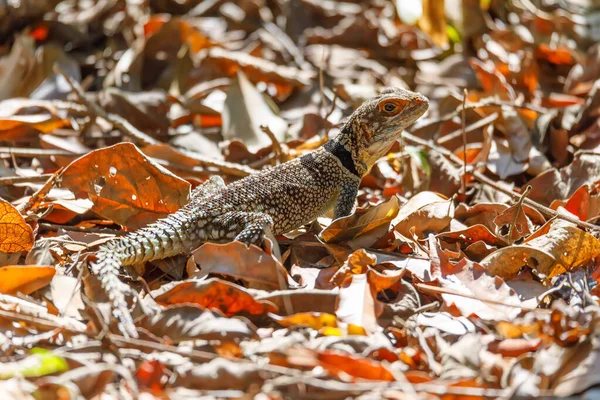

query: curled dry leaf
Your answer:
[320,196,400,244]
[437,224,507,248]
[0,200,34,254]
[330,249,377,287]
[483,217,600,279]
[0,265,55,295]
[154,278,278,317]
[60,142,190,229]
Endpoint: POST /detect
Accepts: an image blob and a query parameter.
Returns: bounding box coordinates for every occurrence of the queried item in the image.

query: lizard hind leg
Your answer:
[217,211,274,247]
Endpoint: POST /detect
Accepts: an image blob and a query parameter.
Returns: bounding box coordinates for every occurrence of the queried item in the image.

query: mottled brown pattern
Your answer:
[92,87,429,338]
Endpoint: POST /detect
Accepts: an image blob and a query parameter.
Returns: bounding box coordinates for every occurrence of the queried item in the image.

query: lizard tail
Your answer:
[91,240,139,339]
[88,176,225,338]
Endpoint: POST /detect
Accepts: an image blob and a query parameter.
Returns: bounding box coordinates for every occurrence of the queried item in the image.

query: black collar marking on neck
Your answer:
[324,139,360,177]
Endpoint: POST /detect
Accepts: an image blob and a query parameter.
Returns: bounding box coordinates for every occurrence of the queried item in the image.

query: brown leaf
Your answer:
[0,265,55,295]
[527,153,600,206]
[391,192,454,238]
[437,224,507,248]
[330,249,376,287]
[59,142,190,229]
[190,241,290,290]
[429,237,535,320]
[154,278,278,317]
[200,47,314,99]
[493,201,532,243]
[480,245,555,280]
[523,217,600,278]
[0,200,34,254]
[140,305,258,343]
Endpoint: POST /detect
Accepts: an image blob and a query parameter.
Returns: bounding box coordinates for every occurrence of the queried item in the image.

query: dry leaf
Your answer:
[0,200,34,254]
[60,142,190,229]
[190,241,290,290]
[0,265,55,295]
[154,278,278,316]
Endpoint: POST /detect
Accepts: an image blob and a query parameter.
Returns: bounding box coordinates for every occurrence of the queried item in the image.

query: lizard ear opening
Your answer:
[378,99,409,116]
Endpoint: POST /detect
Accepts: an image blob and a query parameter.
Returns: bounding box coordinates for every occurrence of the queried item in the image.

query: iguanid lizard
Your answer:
[91,87,429,338]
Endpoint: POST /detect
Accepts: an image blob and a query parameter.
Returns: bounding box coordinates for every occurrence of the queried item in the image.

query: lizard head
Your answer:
[342,87,429,176]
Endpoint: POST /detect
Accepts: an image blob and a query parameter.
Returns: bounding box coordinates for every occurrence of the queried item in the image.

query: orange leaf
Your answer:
[0,265,55,295]
[318,351,395,381]
[0,200,34,253]
[154,278,278,316]
[59,143,190,230]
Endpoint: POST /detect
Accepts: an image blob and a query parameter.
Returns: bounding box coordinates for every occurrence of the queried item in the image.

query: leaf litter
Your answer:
[2,0,600,398]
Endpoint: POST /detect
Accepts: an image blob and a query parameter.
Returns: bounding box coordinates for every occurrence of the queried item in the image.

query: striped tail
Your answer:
[91,241,138,338]
[90,176,225,338]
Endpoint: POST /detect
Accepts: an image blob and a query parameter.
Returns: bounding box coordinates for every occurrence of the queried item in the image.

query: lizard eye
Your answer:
[379,99,407,116]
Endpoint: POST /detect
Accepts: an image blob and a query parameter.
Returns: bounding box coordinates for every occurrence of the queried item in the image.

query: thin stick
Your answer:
[412,100,548,132]
[402,132,600,232]
[17,168,63,213]
[0,174,54,185]
[461,88,468,197]
[0,148,82,157]
[38,223,124,235]
[506,185,532,245]
[260,125,287,163]
[416,283,546,312]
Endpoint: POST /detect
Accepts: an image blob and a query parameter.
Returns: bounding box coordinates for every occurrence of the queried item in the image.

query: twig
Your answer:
[324,89,339,121]
[413,100,548,132]
[402,132,600,232]
[0,148,82,157]
[55,66,257,178]
[416,283,546,312]
[0,174,54,185]
[437,112,498,146]
[17,168,63,213]
[260,125,287,163]
[38,222,124,235]
[461,88,468,197]
[507,185,531,245]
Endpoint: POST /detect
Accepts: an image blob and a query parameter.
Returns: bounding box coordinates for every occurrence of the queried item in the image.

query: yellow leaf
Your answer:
[0,265,55,295]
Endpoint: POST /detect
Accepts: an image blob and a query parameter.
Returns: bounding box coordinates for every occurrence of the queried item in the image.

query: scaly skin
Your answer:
[91,87,429,338]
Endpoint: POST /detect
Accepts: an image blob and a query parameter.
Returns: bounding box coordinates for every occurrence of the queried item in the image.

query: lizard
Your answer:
[90,87,429,338]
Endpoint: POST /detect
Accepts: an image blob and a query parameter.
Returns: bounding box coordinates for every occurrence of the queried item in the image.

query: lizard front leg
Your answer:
[334,180,359,219]
[214,211,275,246]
